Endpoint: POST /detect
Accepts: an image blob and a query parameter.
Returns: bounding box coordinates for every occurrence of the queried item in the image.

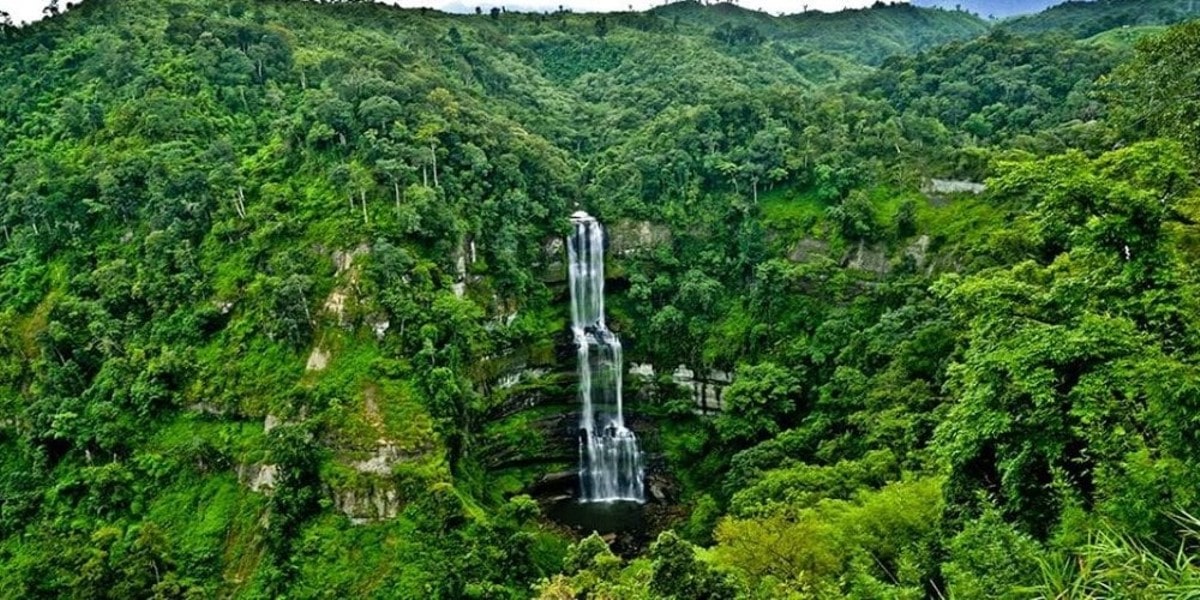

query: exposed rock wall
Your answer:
[332,481,402,524]
[922,178,986,195]
[789,238,831,263]
[236,463,277,493]
[608,220,672,256]
[843,240,892,275]
[629,363,732,412]
[905,234,931,269]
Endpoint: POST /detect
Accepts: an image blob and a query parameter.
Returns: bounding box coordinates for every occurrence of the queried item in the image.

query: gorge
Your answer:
[4,0,1200,596]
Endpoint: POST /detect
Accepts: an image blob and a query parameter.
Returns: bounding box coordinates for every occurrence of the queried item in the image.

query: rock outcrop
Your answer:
[904,234,931,269]
[922,178,986,196]
[305,347,329,371]
[843,240,891,275]
[788,237,831,263]
[332,482,402,524]
[237,463,277,493]
[608,220,671,256]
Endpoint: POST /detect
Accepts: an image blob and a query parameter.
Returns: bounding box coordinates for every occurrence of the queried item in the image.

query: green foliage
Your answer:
[857,30,1118,162]
[827,190,879,241]
[728,450,899,518]
[1108,21,1200,155]
[563,532,615,575]
[1033,512,1200,599]
[714,362,801,445]
[943,508,1043,599]
[530,35,624,83]
[2,1,1200,598]
[264,424,323,563]
[935,140,1200,539]
[654,1,988,65]
[535,536,652,599]
[1003,0,1200,39]
[713,478,942,598]
[893,198,918,239]
[680,493,722,545]
[648,531,737,600]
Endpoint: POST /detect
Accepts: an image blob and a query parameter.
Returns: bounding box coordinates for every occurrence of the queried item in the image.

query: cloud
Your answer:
[0,0,45,25]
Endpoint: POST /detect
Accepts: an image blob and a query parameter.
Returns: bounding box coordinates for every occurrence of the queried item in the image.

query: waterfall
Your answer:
[568,211,645,503]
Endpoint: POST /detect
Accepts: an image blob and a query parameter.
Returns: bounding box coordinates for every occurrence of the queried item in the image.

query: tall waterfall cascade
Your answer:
[568,212,645,503]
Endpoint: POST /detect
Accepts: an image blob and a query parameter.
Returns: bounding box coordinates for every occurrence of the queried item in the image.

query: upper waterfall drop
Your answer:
[567,212,645,503]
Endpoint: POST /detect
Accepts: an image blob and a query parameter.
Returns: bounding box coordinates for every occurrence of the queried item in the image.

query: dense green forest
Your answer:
[1,0,1199,597]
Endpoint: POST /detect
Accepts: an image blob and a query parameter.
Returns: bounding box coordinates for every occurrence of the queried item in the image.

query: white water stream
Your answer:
[568,211,644,503]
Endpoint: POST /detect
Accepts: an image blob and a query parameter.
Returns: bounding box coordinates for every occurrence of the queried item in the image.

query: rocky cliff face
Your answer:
[231,224,703,523]
[608,220,672,256]
[843,240,892,275]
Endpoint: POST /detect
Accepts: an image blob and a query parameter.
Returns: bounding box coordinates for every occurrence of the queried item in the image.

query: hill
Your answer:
[1003,0,1200,37]
[2,0,1200,598]
[654,1,989,64]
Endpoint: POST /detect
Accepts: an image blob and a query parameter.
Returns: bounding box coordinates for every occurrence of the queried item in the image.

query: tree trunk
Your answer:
[394,181,401,210]
[236,186,247,219]
[431,143,439,188]
[361,190,368,224]
[300,291,313,327]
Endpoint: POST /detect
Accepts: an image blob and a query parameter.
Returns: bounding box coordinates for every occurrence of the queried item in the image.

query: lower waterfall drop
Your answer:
[568,211,645,503]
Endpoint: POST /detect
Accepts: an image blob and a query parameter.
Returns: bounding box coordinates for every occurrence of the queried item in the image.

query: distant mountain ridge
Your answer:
[1003,0,1200,37]
[651,0,1200,47]
[911,0,1071,19]
[651,1,988,64]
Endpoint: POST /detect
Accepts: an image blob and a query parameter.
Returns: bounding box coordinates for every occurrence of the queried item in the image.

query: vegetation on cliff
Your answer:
[1,0,1199,598]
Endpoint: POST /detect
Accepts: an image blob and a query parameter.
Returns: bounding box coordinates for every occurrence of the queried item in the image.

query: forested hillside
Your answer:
[1002,0,1200,37]
[651,2,988,65]
[1,0,1199,598]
